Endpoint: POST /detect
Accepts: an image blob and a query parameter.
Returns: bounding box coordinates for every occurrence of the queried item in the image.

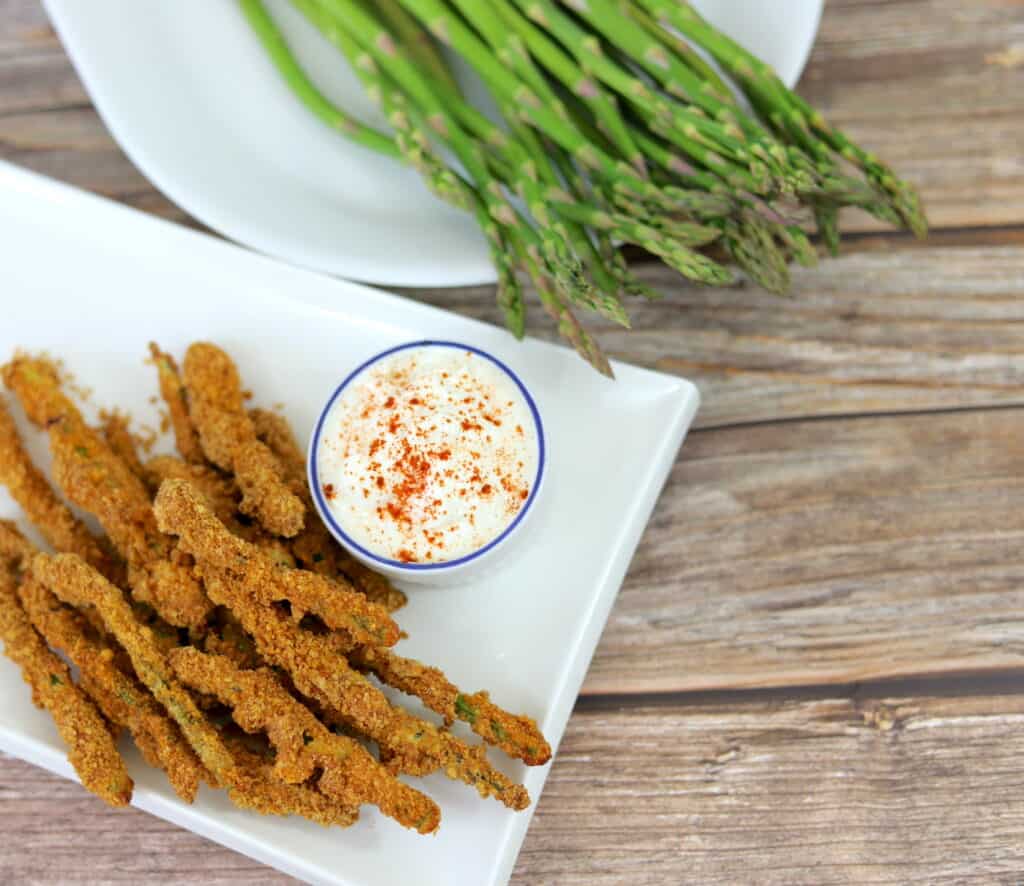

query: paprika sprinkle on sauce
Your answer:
[316,346,540,564]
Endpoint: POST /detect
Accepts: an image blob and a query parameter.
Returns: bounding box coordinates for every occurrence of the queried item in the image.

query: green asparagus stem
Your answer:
[623,3,735,105]
[481,1,647,175]
[240,0,927,375]
[370,0,459,94]
[239,0,398,158]
[292,0,529,336]
[303,0,621,359]
[639,0,927,237]
[452,1,632,325]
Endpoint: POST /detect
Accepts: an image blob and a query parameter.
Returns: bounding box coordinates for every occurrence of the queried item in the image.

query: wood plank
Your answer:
[0,0,57,56]
[0,751,294,884]
[581,407,1024,695]
[0,0,1021,236]
[5,688,1024,884]
[796,0,1024,233]
[515,691,1024,884]
[398,247,1024,428]
[0,106,203,225]
[0,49,85,115]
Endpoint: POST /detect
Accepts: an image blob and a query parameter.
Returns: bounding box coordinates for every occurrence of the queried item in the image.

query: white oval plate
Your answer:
[44,0,823,288]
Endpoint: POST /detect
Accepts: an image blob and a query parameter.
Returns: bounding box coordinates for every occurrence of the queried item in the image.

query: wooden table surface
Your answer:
[2,1,1024,883]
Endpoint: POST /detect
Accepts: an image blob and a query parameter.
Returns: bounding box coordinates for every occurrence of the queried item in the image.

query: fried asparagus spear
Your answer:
[0,546,133,807]
[197,562,530,810]
[248,406,406,612]
[148,343,204,464]
[228,415,545,762]
[0,519,36,564]
[0,397,119,580]
[29,552,357,825]
[169,647,440,833]
[17,575,208,802]
[203,608,264,670]
[99,410,147,484]
[349,645,551,766]
[219,728,358,828]
[144,455,240,523]
[152,480,531,808]
[144,456,296,568]
[154,479,398,647]
[2,356,212,628]
[182,343,304,537]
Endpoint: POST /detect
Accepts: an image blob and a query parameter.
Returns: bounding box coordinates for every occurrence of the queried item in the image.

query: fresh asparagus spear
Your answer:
[238,0,928,373]
[238,0,399,158]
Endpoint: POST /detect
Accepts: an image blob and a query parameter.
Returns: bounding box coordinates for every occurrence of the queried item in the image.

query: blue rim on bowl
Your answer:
[308,340,546,572]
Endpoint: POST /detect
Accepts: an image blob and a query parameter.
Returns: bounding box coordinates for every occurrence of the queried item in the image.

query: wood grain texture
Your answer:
[516,690,1024,885]
[6,687,1024,885]
[583,407,1024,694]
[0,751,294,885]
[801,0,1024,233]
[397,247,1024,428]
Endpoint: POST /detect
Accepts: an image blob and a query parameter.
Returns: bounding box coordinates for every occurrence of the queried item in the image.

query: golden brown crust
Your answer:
[220,730,358,828]
[249,407,407,613]
[0,519,37,566]
[182,344,304,537]
[144,456,240,523]
[350,645,552,765]
[0,397,119,578]
[0,555,133,807]
[99,410,147,484]
[18,575,208,803]
[32,553,236,777]
[169,647,440,833]
[32,552,364,827]
[196,564,530,811]
[247,407,306,489]
[0,343,549,831]
[202,609,264,670]
[153,479,398,647]
[148,343,204,464]
[3,356,212,628]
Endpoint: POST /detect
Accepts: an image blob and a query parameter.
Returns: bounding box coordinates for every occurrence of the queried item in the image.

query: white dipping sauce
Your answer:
[317,346,539,564]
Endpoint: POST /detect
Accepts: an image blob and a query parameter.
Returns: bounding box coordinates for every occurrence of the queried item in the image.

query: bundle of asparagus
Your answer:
[240,0,926,375]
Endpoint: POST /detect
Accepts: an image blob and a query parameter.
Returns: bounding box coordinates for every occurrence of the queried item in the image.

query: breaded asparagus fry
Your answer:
[203,609,264,670]
[143,456,294,567]
[249,407,406,613]
[0,553,132,807]
[148,343,204,464]
[144,456,240,523]
[350,645,551,766]
[196,564,530,810]
[0,519,36,565]
[2,356,212,628]
[182,344,304,537]
[17,576,209,802]
[169,647,441,833]
[154,480,398,648]
[32,553,235,771]
[0,398,119,579]
[32,553,380,827]
[99,410,147,483]
[30,553,293,813]
[247,407,305,489]
[220,729,358,828]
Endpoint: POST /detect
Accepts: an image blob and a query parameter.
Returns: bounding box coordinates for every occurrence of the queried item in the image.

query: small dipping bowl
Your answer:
[308,340,545,586]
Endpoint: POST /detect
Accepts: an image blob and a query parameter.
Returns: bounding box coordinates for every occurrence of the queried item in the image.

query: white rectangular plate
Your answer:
[0,160,699,886]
